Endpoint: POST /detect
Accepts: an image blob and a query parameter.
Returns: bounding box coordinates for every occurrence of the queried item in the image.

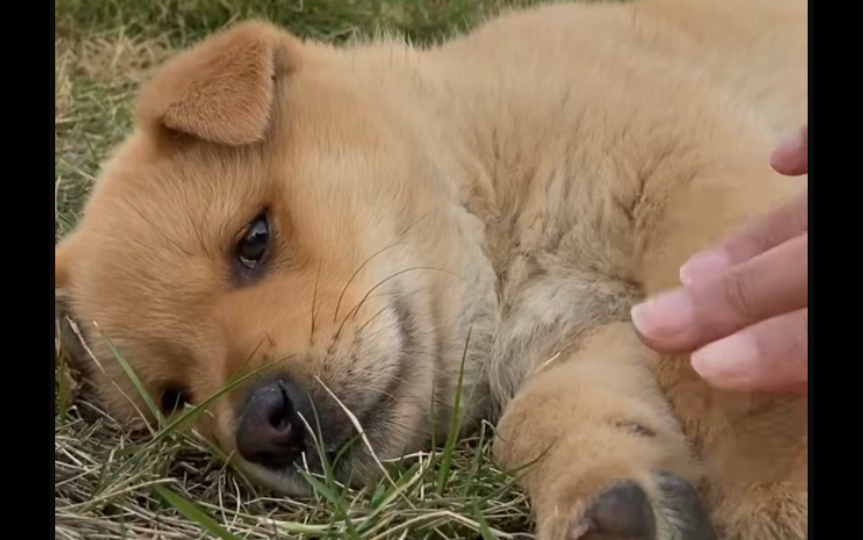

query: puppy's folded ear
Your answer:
[135,20,302,146]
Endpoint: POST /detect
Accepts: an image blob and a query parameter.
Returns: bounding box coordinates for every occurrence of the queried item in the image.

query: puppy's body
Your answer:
[56,0,808,538]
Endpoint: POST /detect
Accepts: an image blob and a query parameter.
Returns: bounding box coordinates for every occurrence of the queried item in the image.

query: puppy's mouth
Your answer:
[234,297,420,482]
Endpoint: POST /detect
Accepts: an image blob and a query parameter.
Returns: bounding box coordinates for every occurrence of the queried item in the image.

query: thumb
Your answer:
[770,126,808,176]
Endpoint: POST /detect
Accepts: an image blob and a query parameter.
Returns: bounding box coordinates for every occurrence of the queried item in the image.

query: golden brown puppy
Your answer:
[55,0,808,538]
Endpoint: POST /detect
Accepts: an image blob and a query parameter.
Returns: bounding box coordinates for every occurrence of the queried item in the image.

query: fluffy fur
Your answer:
[55,0,808,538]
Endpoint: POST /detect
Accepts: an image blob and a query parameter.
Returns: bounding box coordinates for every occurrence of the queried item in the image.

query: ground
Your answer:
[54,1,568,538]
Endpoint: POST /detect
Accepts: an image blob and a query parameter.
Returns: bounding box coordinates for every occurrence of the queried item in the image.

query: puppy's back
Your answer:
[438,0,806,137]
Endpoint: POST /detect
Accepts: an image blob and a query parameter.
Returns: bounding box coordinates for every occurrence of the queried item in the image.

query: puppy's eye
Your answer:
[160,385,192,414]
[237,214,270,268]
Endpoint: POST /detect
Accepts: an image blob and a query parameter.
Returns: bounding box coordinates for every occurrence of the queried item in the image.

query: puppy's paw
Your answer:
[558,471,716,540]
[653,471,716,540]
[566,480,656,539]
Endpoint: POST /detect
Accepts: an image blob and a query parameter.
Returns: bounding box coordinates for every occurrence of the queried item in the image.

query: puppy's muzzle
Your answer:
[235,377,309,470]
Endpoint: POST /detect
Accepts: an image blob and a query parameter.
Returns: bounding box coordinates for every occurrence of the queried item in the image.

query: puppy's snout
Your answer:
[235,378,306,469]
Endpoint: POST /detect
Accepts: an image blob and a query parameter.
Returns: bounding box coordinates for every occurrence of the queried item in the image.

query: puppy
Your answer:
[55,0,808,538]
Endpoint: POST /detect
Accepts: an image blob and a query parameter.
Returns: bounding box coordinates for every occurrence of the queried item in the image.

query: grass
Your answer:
[55,328,533,540]
[54,1,546,538]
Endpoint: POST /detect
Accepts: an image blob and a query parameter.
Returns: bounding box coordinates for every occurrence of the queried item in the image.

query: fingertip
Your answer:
[691,325,808,394]
[768,149,787,173]
[630,291,696,352]
[690,333,758,388]
[770,126,808,176]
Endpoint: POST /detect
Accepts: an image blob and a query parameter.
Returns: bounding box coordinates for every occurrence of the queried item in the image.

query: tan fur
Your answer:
[135,22,303,145]
[55,0,808,538]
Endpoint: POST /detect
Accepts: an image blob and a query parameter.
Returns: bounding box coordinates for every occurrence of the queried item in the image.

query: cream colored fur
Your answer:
[55,0,808,538]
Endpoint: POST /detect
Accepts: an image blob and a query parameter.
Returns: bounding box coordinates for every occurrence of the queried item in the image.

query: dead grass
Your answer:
[55,29,171,239]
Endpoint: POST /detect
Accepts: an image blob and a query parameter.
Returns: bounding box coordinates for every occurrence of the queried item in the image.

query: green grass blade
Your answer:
[56,352,71,423]
[460,422,488,498]
[436,328,471,496]
[473,501,498,540]
[150,357,283,444]
[153,485,241,540]
[102,333,163,426]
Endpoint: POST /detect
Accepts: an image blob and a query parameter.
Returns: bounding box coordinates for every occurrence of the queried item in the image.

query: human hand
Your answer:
[631,126,808,393]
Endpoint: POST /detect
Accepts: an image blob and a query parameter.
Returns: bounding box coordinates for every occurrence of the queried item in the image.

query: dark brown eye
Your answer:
[237,214,270,268]
[160,385,191,414]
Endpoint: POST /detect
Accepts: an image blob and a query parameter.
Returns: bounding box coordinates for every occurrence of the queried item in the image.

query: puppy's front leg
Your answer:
[494,323,715,540]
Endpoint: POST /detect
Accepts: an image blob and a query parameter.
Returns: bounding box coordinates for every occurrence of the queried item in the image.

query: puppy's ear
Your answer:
[135,20,302,145]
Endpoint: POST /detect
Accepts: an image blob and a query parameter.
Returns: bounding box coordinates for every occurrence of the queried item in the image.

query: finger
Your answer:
[679,191,808,284]
[632,233,807,353]
[770,125,808,176]
[691,308,808,394]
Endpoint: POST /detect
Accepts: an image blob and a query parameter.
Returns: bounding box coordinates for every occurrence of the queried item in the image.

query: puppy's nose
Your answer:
[235,379,305,469]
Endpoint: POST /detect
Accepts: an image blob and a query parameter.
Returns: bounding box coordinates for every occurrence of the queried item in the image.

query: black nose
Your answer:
[235,379,306,469]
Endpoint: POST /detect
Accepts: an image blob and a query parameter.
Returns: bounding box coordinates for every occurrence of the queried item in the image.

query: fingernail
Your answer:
[630,289,694,342]
[679,249,731,285]
[691,333,759,388]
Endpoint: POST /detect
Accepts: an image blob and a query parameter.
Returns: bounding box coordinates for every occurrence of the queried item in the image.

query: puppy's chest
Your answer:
[476,145,656,373]
[491,247,640,365]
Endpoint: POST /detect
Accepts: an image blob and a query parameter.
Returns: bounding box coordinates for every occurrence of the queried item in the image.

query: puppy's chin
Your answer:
[235,452,383,496]
[239,462,317,496]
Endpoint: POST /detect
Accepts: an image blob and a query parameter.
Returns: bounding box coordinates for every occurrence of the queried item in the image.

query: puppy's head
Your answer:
[55,21,489,493]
